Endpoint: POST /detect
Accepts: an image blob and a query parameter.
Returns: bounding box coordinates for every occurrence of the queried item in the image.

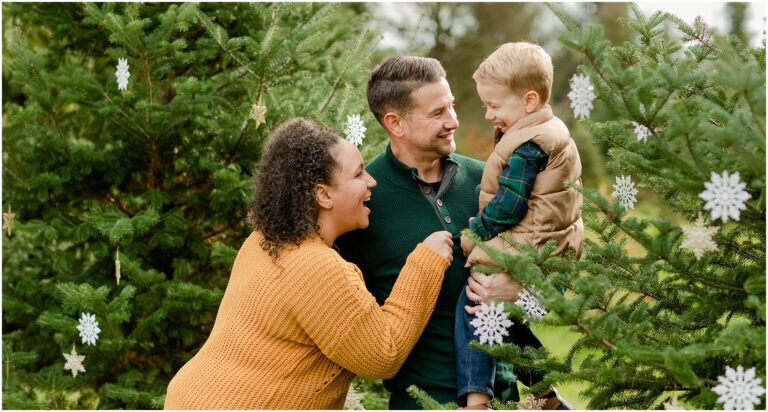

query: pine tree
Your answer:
[2,3,383,408]
[413,4,765,410]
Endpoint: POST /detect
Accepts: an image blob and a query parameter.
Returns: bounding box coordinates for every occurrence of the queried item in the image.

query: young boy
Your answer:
[456,42,584,408]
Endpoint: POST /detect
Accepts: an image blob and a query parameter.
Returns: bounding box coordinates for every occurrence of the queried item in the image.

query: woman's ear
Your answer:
[382,112,405,137]
[314,183,333,209]
[524,90,540,113]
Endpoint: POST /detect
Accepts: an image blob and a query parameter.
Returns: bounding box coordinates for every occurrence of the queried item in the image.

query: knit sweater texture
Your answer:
[164,230,449,409]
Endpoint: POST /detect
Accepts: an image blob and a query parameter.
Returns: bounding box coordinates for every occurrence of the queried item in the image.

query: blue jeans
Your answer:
[454,284,495,401]
[454,280,546,403]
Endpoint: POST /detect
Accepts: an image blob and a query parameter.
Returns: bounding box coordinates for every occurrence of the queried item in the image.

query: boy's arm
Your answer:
[470,141,548,240]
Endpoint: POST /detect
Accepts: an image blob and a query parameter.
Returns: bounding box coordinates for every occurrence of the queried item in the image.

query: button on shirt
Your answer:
[470,141,549,240]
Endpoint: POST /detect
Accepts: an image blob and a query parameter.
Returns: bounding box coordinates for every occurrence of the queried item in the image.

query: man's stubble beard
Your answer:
[407,134,456,159]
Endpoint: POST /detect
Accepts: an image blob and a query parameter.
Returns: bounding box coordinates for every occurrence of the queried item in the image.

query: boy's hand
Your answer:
[460,232,475,256]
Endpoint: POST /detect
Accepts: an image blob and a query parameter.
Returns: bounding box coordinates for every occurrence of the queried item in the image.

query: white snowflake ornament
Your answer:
[612,175,639,210]
[679,214,718,260]
[470,301,513,345]
[711,365,766,410]
[632,121,653,143]
[344,114,366,146]
[76,312,101,346]
[115,58,130,91]
[699,171,751,223]
[567,73,596,119]
[63,345,86,377]
[515,287,548,321]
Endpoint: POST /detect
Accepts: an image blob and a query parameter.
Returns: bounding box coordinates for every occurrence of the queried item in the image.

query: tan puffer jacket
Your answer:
[461,105,584,268]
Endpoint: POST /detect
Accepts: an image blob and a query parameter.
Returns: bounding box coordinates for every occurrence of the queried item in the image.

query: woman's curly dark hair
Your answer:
[248,118,342,258]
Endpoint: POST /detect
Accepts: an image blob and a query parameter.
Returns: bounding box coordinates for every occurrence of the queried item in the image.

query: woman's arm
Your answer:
[290,243,449,379]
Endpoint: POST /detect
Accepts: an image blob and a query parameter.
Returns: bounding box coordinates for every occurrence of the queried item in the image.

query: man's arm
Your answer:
[469,141,548,240]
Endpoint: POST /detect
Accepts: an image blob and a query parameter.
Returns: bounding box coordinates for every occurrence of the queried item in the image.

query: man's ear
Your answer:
[524,90,540,113]
[382,112,405,137]
[314,183,333,209]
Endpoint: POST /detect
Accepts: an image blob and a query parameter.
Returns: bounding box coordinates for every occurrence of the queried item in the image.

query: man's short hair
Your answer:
[367,55,447,124]
[473,42,553,105]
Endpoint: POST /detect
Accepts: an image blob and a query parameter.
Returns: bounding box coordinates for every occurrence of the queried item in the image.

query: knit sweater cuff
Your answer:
[409,243,451,274]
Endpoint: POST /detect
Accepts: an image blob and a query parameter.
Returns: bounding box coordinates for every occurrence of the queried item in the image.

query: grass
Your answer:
[524,324,594,410]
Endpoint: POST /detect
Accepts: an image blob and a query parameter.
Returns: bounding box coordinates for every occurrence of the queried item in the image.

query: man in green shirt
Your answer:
[336,56,542,408]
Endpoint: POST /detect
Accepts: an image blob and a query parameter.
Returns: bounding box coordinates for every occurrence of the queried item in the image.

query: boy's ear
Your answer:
[314,183,333,209]
[382,112,405,137]
[524,90,540,113]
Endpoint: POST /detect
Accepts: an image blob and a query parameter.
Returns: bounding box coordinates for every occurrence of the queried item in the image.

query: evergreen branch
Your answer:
[600,210,747,293]
[196,11,260,80]
[1,139,30,182]
[743,86,766,137]
[682,131,709,177]
[405,385,451,409]
[576,322,617,351]
[106,194,135,217]
[22,55,72,159]
[107,116,147,143]
[142,55,153,126]
[201,211,247,241]
[226,119,251,166]
[102,92,151,140]
[318,29,369,114]
[50,110,72,158]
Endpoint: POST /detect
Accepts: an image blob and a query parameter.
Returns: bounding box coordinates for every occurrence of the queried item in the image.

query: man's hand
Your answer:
[422,231,454,263]
[464,271,522,315]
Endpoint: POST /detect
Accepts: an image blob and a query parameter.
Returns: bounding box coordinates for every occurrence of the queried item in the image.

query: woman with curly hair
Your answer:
[164,118,454,409]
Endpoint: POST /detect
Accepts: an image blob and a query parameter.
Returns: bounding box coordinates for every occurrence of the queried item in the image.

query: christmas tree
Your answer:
[2,3,384,408]
[412,4,766,410]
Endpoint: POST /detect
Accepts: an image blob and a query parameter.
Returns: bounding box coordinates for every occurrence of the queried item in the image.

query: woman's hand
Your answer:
[422,231,454,263]
[464,272,522,315]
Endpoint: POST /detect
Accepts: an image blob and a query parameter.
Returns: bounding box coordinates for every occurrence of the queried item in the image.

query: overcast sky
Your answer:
[372,2,767,50]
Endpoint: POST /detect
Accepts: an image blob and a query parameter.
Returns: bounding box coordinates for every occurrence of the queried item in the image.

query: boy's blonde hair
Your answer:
[473,42,553,106]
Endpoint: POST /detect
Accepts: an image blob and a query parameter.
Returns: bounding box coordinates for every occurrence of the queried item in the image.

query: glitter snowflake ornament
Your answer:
[663,392,686,410]
[115,248,121,286]
[567,73,596,119]
[250,102,267,129]
[515,287,548,321]
[3,204,15,236]
[698,171,751,223]
[470,301,513,345]
[115,58,130,91]
[516,393,546,410]
[711,365,766,410]
[632,121,653,143]
[679,214,718,260]
[344,114,366,146]
[612,175,639,210]
[76,312,101,346]
[63,345,86,377]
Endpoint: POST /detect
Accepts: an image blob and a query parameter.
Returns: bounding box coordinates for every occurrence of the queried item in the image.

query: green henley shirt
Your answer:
[336,144,484,407]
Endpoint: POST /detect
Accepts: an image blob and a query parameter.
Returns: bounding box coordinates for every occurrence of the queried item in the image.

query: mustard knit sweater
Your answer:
[164,230,449,409]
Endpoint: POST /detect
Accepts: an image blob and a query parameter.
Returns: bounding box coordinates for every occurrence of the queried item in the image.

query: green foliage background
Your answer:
[3,2,765,410]
[2,3,385,408]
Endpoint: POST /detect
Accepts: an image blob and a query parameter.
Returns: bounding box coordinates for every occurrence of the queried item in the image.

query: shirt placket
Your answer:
[410,162,460,235]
